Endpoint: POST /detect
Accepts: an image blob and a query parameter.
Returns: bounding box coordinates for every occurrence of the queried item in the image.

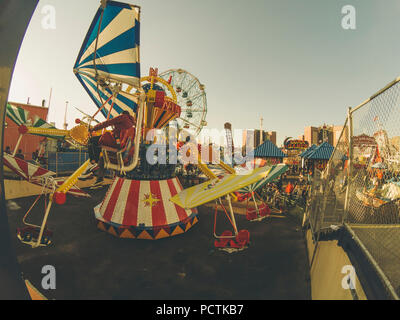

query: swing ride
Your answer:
[9,0,288,252]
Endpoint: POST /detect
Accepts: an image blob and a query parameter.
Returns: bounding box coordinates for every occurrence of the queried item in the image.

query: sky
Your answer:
[8,0,400,146]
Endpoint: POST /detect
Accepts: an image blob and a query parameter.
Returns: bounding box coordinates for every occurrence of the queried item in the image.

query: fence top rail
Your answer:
[351,77,400,114]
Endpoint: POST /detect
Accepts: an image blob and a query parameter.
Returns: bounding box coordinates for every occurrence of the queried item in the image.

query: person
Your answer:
[79,111,136,188]
[376,169,384,186]
[285,181,294,195]
[307,170,313,184]
[15,149,24,160]
[276,176,283,192]
[302,185,308,202]
[32,149,39,162]
[4,146,11,154]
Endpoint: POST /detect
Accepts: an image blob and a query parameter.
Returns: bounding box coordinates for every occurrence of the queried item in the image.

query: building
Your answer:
[5,101,49,160]
[242,129,277,149]
[303,125,345,147]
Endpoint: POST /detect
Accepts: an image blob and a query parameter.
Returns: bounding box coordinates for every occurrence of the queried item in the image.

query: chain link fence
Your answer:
[305,78,400,299]
[305,120,349,235]
[45,151,89,175]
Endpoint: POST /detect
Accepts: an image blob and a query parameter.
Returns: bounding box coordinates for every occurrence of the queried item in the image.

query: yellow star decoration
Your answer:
[143,193,160,208]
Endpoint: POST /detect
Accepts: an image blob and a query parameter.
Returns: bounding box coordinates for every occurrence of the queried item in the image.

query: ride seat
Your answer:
[236,229,250,246]
[229,230,250,249]
[102,127,136,169]
[214,230,234,248]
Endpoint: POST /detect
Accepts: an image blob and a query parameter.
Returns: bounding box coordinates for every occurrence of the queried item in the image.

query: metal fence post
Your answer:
[343,107,353,223]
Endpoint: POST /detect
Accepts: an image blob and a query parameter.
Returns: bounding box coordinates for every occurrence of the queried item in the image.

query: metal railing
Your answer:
[46,150,89,176]
[305,77,400,299]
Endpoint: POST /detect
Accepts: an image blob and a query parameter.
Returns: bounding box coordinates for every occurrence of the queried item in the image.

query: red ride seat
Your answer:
[102,127,136,166]
[258,203,271,217]
[246,208,258,221]
[236,229,250,246]
[17,226,53,246]
[215,230,250,250]
[214,230,234,248]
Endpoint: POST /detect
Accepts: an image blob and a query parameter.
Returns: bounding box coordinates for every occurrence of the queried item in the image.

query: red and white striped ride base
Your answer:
[94,176,198,240]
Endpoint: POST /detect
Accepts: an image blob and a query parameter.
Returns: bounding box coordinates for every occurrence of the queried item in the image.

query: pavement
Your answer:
[6,185,311,300]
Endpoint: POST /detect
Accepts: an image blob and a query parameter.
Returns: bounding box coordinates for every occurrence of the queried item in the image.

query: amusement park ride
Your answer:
[5,0,288,252]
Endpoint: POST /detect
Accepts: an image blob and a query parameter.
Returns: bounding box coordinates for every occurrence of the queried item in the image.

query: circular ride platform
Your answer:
[94,176,198,240]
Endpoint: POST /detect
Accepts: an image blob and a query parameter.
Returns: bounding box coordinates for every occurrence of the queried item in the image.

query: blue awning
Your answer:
[249,140,286,158]
[300,144,317,158]
[305,142,334,160]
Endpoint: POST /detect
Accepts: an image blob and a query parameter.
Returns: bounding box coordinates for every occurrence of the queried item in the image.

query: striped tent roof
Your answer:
[74,1,140,119]
[300,144,317,158]
[94,177,197,239]
[3,153,55,181]
[250,140,286,158]
[6,103,30,126]
[6,103,66,140]
[305,142,334,160]
[3,153,89,198]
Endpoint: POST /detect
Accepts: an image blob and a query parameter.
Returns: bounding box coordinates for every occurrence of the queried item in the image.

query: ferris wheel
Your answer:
[159,69,207,136]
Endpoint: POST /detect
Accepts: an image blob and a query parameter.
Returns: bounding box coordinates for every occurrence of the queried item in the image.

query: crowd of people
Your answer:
[260,175,312,212]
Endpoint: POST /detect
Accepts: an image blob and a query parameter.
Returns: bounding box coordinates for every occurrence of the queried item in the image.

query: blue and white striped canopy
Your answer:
[74,1,140,119]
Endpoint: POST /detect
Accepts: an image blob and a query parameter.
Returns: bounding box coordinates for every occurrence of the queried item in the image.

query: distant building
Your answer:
[4,101,49,160]
[303,125,345,147]
[242,129,277,149]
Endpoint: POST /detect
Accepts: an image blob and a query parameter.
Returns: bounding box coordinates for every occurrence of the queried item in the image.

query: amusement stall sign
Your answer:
[284,138,309,165]
[284,138,309,150]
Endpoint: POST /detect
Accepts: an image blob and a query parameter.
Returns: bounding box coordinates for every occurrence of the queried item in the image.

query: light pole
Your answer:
[63,101,69,130]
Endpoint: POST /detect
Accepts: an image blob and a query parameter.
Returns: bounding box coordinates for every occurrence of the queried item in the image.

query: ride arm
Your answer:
[218,160,236,174]
[91,113,131,132]
[22,125,69,139]
[197,156,218,180]
[196,156,238,201]
[102,90,145,173]
[52,159,91,204]
[30,159,91,248]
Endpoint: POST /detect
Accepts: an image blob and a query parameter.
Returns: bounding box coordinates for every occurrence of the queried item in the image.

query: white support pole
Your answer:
[32,200,53,248]
[63,101,69,130]
[251,191,260,215]
[12,134,23,157]
[226,194,238,236]
[343,107,353,222]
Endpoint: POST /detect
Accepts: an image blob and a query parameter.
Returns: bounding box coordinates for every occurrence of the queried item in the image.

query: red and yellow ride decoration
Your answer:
[94,177,198,239]
[126,68,181,139]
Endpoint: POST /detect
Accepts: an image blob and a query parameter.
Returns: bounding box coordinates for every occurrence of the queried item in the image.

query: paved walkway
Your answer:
[7,188,311,299]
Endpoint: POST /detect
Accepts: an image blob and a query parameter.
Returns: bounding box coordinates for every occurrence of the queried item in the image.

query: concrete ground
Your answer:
[6,186,311,300]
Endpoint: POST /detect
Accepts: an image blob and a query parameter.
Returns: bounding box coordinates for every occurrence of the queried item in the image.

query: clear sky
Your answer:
[8,0,400,146]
